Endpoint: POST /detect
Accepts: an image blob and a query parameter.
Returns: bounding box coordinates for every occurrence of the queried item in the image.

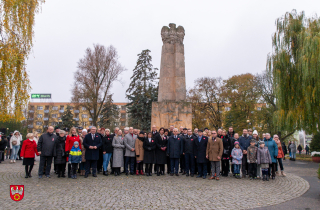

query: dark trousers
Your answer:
[56,163,66,175]
[110,154,114,173]
[184,153,195,174]
[156,164,165,173]
[166,156,171,173]
[0,151,3,162]
[248,163,257,178]
[71,163,78,176]
[197,162,207,176]
[306,151,309,155]
[180,154,185,171]
[124,156,135,173]
[68,163,72,177]
[276,158,284,171]
[38,156,53,176]
[221,159,229,176]
[242,154,248,176]
[145,163,152,174]
[136,162,143,171]
[268,162,276,177]
[170,158,179,174]
[85,160,97,175]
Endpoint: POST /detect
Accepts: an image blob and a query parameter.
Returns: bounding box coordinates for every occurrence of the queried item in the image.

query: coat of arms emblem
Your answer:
[10,185,24,201]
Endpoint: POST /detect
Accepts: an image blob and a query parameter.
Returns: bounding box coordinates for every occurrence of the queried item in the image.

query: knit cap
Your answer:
[74,141,79,146]
[250,139,256,143]
[234,141,239,145]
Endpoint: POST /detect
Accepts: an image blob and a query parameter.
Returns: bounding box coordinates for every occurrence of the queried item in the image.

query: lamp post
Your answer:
[6,128,9,135]
[246,119,251,129]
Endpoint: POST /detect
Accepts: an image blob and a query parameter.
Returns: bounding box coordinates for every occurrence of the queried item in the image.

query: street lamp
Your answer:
[6,128,9,135]
[246,120,251,129]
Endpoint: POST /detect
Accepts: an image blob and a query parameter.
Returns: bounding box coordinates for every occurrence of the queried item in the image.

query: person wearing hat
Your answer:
[68,141,82,179]
[231,141,243,179]
[77,127,83,136]
[54,126,60,136]
[247,139,258,180]
[194,129,208,179]
[252,130,262,178]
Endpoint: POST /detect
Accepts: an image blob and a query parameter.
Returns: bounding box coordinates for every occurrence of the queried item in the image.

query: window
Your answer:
[121,106,126,111]
[82,107,86,111]
[36,121,42,125]
[82,114,88,118]
[36,129,41,133]
[121,114,126,119]
[37,114,43,118]
[51,122,58,126]
[52,106,58,110]
[257,107,261,111]
[52,114,58,118]
[60,106,64,110]
[45,106,49,110]
[121,122,125,126]
[37,106,43,110]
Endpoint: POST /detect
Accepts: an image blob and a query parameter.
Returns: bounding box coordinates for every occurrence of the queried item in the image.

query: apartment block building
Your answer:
[27,102,128,133]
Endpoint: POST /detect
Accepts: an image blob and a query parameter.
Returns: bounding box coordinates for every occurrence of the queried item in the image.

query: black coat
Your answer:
[282,142,287,154]
[167,135,184,159]
[155,134,168,164]
[183,135,196,155]
[37,132,58,157]
[0,136,7,151]
[83,133,102,160]
[54,136,66,164]
[102,135,113,153]
[143,138,156,164]
[194,136,208,163]
[222,135,232,159]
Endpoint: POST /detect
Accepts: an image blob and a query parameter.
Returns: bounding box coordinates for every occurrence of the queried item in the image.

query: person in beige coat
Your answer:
[206,131,223,180]
[135,131,145,175]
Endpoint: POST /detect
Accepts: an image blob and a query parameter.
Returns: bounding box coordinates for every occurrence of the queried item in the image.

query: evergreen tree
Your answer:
[98,95,119,130]
[61,105,77,129]
[126,49,158,131]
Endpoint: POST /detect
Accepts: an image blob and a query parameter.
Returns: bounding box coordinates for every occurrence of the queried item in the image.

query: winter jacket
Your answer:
[83,133,102,160]
[0,136,8,151]
[135,137,145,161]
[102,135,113,153]
[289,143,297,153]
[20,139,39,158]
[37,132,58,156]
[264,138,278,163]
[282,142,287,154]
[54,136,66,164]
[10,130,22,148]
[239,134,252,151]
[194,136,208,163]
[297,145,302,151]
[231,148,243,164]
[65,135,81,161]
[68,146,82,163]
[206,137,223,162]
[183,135,195,155]
[247,145,258,163]
[167,135,184,159]
[124,133,137,157]
[155,134,168,164]
[277,144,284,159]
[143,138,156,164]
[257,147,272,165]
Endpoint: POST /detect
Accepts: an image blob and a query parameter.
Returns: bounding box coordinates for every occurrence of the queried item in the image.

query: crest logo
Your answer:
[10,185,24,201]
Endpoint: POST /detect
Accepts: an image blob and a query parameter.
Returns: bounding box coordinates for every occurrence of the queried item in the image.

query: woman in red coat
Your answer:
[65,127,81,178]
[20,133,39,178]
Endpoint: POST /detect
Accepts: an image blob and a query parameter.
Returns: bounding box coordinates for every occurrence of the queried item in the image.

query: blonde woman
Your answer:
[20,133,39,178]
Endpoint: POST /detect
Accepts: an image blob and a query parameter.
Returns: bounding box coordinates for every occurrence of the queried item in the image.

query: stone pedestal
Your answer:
[151,101,192,129]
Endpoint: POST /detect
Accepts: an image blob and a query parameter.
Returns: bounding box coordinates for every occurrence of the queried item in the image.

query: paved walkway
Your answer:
[0,158,315,209]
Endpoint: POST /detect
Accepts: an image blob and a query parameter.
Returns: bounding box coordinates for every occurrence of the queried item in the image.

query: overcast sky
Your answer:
[26,0,320,103]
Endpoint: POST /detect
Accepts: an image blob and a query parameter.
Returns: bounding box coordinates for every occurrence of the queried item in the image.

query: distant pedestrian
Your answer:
[282,141,287,160]
[10,130,22,163]
[305,145,310,155]
[297,144,302,155]
[289,142,297,161]
[288,141,292,158]
[20,133,39,178]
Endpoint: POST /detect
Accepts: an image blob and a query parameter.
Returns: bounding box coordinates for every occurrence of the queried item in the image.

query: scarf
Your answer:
[138,136,145,142]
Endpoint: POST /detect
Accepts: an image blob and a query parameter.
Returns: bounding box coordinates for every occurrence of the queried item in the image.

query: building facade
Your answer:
[27,102,128,133]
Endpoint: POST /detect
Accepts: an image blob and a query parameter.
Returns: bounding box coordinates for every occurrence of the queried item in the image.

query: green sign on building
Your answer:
[31,94,51,99]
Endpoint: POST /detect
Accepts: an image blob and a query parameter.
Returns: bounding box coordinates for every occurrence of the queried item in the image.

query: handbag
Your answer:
[12,140,17,146]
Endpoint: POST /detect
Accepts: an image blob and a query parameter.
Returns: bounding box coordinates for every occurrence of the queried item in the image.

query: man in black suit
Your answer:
[194,129,208,179]
[167,128,184,176]
[83,126,102,178]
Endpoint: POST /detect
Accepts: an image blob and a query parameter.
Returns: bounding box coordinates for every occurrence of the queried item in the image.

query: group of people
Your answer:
[0,125,298,181]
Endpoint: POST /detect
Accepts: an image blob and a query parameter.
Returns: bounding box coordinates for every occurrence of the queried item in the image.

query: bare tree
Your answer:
[71,44,125,126]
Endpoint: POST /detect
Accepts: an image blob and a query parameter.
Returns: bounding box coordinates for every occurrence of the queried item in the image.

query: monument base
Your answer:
[151,101,192,130]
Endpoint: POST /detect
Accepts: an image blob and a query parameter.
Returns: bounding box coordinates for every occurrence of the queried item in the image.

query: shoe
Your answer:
[196,175,202,178]
[253,177,257,180]
[39,175,42,179]
[104,171,108,176]
[161,171,164,175]
[13,160,16,163]
[115,172,118,176]
[130,172,134,175]
[136,170,139,175]
[186,173,189,177]
[257,176,260,179]
[281,171,286,177]
[84,174,88,178]
[209,176,215,180]
[149,172,152,176]
[61,174,66,178]
[71,175,75,179]
[175,173,179,176]
[125,172,129,176]
[170,173,174,176]
[266,175,270,181]
[146,173,149,176]
[74,174,77,179]
[250,177,253,180]
[93,174,97,177]
[28,173,32,178]
[182,171,186,175]
[58,174,61,178]
[203,176,206,179]
[190,174,194,177]
[140,170,144,175]
[46,175,51,178]
[272,176,275,180]
[216,177,220,181]
[25,174,28,178]
[276,171,280,176]
[157,171,160,176]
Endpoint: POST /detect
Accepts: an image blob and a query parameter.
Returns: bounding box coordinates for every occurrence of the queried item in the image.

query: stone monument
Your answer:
[151,23,192,129]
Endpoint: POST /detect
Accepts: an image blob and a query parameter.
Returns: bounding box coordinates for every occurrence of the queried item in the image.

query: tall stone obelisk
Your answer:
[151,23,192,129]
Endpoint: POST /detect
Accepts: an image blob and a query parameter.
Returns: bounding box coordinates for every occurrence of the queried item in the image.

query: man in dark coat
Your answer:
[183,129,195,177]
[239,129,252,178]
[194,129,208,179]
[83,126,102,178]
[0,134,8,163]
[179,128,188,174]
[167,128,184,176]
[37,126,58,178]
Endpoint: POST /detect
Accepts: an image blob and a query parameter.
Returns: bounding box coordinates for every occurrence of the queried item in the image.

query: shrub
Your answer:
[310,132,320,152]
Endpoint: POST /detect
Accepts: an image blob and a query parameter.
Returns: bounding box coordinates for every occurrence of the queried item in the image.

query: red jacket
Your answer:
[65,135,81,161]
[277,145,284,158]
[20,139,39,158]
